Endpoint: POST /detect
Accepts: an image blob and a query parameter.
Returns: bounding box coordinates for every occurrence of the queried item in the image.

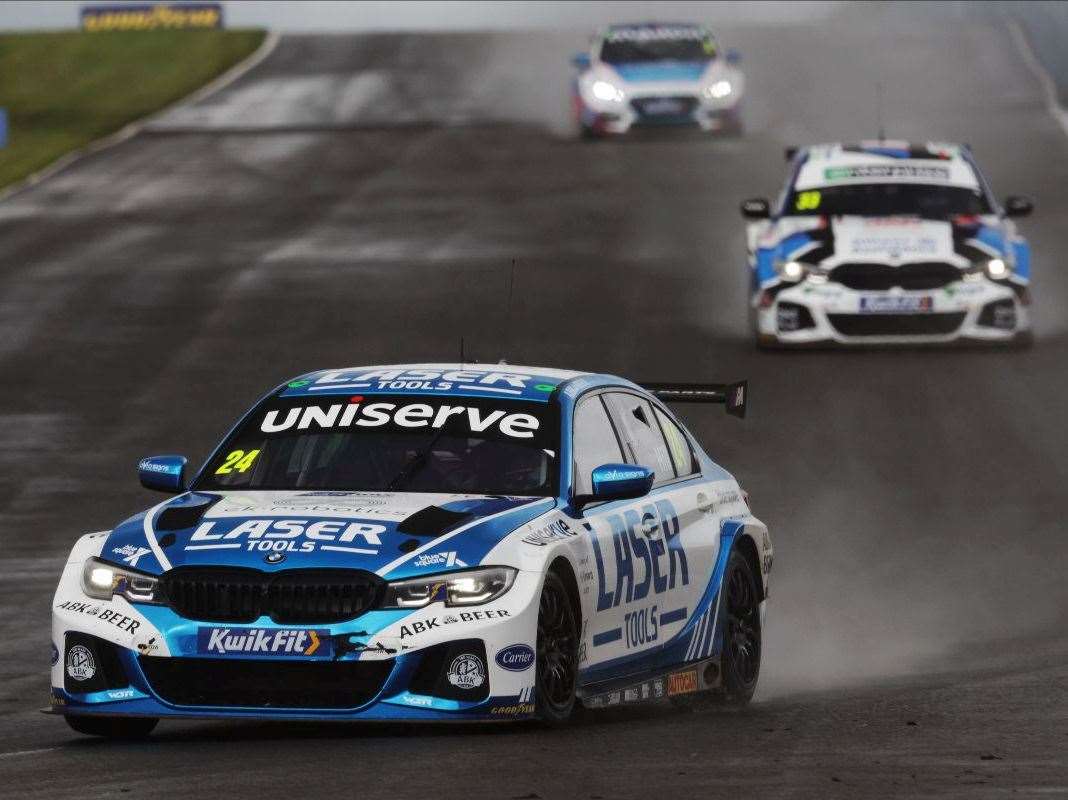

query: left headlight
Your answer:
[380,566,517,609]
[590,79,624,103]
[81,557,161,604]
[703,80,732,100]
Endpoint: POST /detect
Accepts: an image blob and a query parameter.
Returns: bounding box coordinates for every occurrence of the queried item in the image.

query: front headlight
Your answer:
[984,257,1010,280]
[774,259,807,282]
[590,79,624,102]
[380,566,517,609]
[81,557,160,603]
[703,80,732,99]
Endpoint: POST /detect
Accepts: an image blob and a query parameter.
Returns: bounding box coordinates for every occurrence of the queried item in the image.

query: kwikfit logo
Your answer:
[196,627,331,657]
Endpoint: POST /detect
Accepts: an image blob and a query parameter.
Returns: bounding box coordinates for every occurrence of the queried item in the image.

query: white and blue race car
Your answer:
[50,364,770,736]
[743,141,1034,347]
[571,23,745,137]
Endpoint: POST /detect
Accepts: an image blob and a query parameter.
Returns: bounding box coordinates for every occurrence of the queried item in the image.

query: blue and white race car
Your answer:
[743,141,1034,347]
[50,364,770,736]
[571,23,745,137]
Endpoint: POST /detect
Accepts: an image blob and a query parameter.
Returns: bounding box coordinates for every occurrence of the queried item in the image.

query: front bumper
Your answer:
[754,278,1031,347]
[575,90,741,135]
[50,569,542,722]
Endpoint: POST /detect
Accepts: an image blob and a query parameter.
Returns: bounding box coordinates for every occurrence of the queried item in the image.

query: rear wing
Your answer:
[640,381,748,419]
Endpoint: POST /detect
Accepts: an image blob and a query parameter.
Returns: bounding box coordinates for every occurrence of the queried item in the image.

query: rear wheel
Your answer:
[719,548,762,705]
[535,571,579,724]
[673,547,761,710]
[65,715,158,739]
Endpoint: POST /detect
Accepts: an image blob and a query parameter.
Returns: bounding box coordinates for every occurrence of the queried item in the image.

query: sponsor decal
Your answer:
[260,400,540,440]
[81,3,223,32]
[495,644,535,672]
[412,551,467,568]
[824,165,950,181]
[667,669,699,697]
[51,643,59,666]
[399,609,510,639]
[136,636,161,655]
[139,458,178,474]
[447,654,486,690]
[105,688,137,701]
[196,627,332,657]
[112,544,152,567]
[50,692,67,707]
[624,604,658,649]
[402,694,434,707]
[66,645,96,682]
[490,703,535,715]
[521,518,578,547]
[56,601,141,634]
[187,518,387,555]
[859,295,933,313]
[605,25,707,42]
[592,498,689,612]
[308,368,547,396]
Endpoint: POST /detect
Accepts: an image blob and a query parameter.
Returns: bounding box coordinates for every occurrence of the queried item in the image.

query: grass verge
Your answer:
[0,29,266,189]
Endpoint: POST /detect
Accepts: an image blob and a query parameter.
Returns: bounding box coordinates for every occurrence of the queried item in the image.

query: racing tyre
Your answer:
[718,547,762,705]
[673,547,761,710]
[535,571,579,724]
[65,715,158,739]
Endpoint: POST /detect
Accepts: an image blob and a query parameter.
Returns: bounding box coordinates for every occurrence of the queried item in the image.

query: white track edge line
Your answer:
[1007,19,1068,140]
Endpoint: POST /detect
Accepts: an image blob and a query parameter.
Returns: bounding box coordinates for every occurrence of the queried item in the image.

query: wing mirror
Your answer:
[740,197,771,219]
[573,463,654,512]
[1004,195,1033,217]
[571,52,591,70]
[139,455,188,493]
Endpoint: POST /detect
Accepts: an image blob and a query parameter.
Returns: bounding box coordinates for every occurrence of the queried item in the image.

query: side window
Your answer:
[654,407,697,478]
[572,395,625,495]
[603,393,676,486]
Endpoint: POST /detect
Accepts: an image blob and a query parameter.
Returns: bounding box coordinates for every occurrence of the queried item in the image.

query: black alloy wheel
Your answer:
[720,548,762,705]
[535,571,579,723]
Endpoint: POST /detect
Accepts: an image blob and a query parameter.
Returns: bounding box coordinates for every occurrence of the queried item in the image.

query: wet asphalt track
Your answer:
[1,7,1068,798]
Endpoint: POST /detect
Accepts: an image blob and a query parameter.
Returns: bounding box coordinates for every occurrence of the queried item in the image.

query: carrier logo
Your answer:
[196,627,332,658]
[412,551,467,568]
[112,544,152,567]
[495,644,535,672]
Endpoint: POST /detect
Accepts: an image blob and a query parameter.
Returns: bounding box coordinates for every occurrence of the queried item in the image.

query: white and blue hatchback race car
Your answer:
[742,141,1034,347]
[50,364,770,736]
[571,23,745,137]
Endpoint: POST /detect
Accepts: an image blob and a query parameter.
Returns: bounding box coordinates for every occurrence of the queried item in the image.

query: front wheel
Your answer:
[65,715,158,739]
[535,571,579,724]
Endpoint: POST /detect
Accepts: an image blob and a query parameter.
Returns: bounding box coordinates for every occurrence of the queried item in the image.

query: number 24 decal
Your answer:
[215,449,260,475]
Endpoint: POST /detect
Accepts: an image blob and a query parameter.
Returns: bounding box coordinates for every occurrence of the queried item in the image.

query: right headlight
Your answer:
[81,557,161,603]
[774,259,807,282]
[380,566,517,609]
[590,79,624,103]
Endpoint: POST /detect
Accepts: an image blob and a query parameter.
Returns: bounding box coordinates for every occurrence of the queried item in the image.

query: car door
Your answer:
[579,391,722,670]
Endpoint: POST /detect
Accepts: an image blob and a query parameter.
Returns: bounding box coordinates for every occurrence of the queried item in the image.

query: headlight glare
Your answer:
[704,80,732,99]
[985,257,1009,279]
[80,557,160,603]
[775,259,806,282]
[591,79,623,102]
[380,566,517,609]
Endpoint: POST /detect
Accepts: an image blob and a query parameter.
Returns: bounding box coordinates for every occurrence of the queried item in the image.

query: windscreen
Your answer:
[600,28,716,64]
[785,183,992,218]
[196,394,558,496]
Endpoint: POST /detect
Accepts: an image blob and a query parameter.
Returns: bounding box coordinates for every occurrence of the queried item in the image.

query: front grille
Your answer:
[830,262,962,291]
[828,312,966,337]
[159,567,383,624]
[631,95,698,121]
[139,656,392,709]
[64,633,129,694]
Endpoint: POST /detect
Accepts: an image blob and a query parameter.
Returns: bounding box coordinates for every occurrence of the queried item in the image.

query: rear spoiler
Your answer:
[640,381,748,419]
